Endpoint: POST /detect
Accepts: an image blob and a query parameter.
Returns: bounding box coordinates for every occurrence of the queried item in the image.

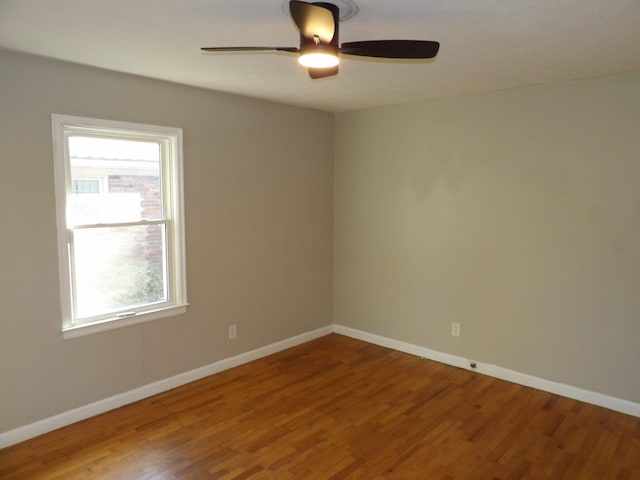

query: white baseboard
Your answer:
[3,323,638,450]
[0,325,333,449]
[333,324,640,418]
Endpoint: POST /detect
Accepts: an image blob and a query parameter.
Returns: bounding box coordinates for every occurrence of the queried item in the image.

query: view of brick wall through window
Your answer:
[108,174,164,278]
[69,144,167,317]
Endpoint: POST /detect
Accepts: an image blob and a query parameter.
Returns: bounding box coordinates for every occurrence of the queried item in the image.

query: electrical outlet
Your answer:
[228,324,237,340]
[451,322,460,337]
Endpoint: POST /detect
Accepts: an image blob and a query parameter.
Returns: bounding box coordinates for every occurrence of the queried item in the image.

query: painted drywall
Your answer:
[334,73,640,403]
[0,49,333,432]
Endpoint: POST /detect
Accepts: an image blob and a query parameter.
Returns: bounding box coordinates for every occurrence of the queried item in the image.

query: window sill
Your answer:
[62,304,188,339]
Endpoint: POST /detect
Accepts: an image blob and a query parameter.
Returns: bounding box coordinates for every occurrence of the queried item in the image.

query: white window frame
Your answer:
[52,114,188,339]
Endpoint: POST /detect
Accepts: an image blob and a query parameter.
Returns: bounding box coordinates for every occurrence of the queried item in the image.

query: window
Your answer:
[72,179,101,194]
[52,114,187,337]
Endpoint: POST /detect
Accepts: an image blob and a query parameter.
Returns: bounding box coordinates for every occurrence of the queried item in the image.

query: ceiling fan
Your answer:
[201,0,440,79]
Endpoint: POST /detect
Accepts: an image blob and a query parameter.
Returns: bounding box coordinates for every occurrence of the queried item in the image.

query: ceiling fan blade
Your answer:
[201,46,298,53]
[340,40,440,59]
[289,0,335,43]
[308,65,339,79]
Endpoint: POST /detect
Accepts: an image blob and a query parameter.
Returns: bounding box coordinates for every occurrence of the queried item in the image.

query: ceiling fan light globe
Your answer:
[298,52,340,68]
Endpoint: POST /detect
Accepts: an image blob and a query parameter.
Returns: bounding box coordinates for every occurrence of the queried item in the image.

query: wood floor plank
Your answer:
[1,333,639,479]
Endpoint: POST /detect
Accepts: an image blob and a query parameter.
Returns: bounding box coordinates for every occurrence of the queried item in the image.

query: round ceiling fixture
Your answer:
[281,0,358,21]
[331,0,358,21]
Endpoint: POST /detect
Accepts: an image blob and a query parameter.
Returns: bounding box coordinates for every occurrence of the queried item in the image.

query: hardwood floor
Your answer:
[1,333,639,479]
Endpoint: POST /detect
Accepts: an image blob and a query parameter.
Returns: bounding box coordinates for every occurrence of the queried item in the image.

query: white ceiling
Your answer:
[1,0,639,113]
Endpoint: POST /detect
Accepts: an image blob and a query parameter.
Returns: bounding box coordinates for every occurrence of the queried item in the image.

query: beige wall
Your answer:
[1,45,638,435]
[0,49,334,432]
[334,73,640,403]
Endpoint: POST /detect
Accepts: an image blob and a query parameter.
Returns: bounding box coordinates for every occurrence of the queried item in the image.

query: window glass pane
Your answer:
[73,225,167,319]
[68,136,162,225]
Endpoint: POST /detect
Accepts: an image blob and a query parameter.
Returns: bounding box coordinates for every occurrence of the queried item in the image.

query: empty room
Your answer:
[1,0,639,478]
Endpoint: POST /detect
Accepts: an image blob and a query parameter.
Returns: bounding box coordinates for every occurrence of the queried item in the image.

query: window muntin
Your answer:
[52,115,187,336]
